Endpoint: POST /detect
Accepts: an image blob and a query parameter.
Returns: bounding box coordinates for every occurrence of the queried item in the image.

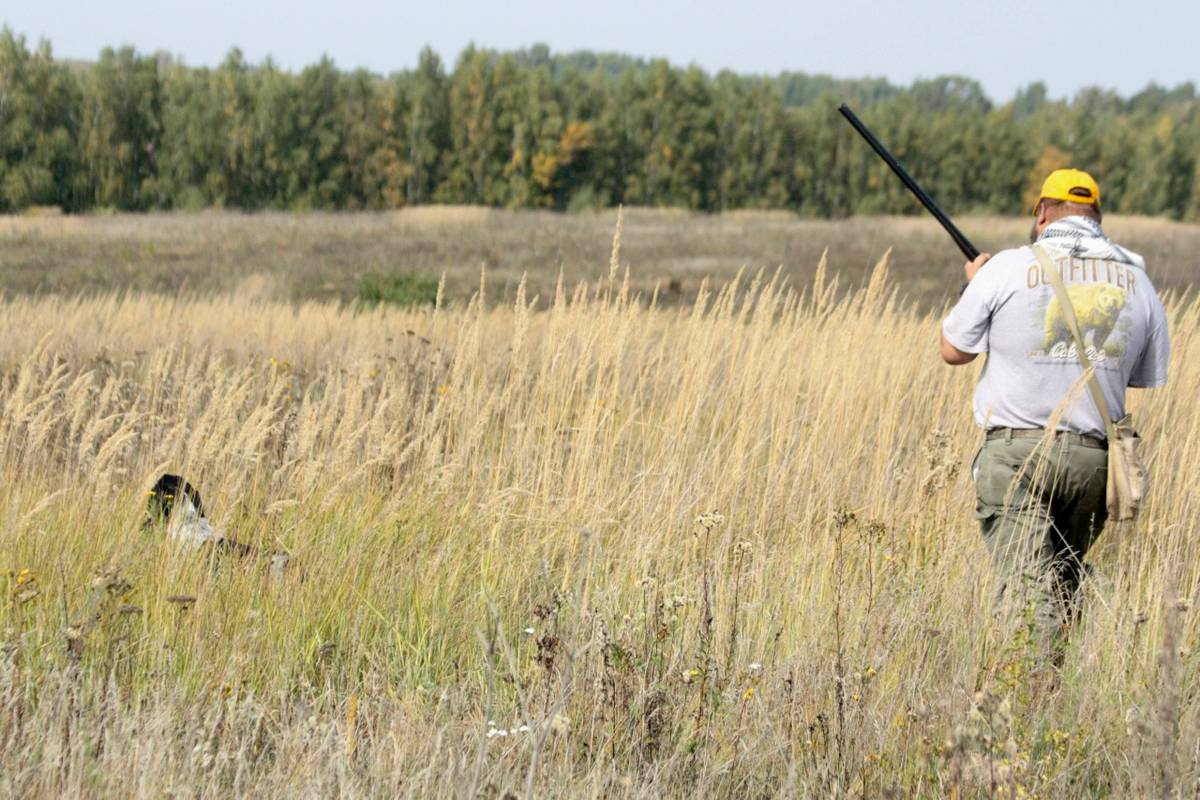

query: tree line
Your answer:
[1,29,1197,218]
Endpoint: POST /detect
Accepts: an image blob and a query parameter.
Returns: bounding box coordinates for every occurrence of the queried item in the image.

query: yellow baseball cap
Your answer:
[1033,168,1101,213]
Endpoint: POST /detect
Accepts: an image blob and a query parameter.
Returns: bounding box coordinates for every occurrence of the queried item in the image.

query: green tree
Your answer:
[401,47,450,205]
[0,29,80,211]
[286,56,350,209]
[712,73,789,209]
[78,46,163,209]
[342,69,408,209]
[158,49,261,208]
[439,47,507,204]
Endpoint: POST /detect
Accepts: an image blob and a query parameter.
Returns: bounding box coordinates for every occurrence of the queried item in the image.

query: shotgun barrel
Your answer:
[838,104,980,262]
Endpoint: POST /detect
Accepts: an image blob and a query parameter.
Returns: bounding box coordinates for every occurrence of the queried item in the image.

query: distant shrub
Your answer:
[357,271,439,308]
[20,205,64,217]
[567,183,603,213]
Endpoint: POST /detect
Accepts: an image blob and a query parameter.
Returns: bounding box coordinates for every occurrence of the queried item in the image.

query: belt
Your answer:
[986,427,1108,450]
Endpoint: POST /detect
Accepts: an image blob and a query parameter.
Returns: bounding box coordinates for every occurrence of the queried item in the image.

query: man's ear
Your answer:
[1032,201,1051,236]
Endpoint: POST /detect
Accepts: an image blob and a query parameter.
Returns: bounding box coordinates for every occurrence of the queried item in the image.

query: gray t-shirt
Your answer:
[942,219,1170,438]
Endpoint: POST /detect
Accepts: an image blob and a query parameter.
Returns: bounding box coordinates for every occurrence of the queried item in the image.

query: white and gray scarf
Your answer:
[1036,215,1143,267]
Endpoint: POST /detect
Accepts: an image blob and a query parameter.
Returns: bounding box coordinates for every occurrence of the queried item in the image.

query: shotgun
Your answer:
[838,104,980,262]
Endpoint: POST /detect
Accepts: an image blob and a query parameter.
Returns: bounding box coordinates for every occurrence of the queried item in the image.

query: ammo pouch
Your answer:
[1032,245,1148,521]
[1105,414,1147,520]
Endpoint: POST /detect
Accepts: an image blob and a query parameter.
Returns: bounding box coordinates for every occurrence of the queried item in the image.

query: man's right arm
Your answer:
[940,334,977,365]
[940,253,995,366]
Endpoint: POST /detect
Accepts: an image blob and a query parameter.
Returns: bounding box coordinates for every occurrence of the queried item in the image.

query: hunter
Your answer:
[939,168,1170,636]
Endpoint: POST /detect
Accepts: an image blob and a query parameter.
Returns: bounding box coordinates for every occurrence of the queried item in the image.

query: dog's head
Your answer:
[144,474,206,531]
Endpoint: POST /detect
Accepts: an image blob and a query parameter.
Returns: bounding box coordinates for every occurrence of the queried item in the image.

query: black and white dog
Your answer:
[144,474,291,579]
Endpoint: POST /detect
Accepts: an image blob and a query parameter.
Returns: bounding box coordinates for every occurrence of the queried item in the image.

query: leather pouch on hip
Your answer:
[1106,413,1147,521]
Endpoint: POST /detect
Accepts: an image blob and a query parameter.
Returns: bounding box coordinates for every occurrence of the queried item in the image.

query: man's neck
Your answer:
[1038,215,1106,242]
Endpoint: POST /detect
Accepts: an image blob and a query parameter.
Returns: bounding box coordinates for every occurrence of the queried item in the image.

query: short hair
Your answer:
[1039,197,1102,222]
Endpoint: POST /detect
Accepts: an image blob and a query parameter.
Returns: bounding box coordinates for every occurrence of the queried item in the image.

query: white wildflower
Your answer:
[694,511,726,531]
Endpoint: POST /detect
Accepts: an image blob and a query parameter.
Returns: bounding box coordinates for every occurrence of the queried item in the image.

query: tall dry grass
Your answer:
[1,253,1199,797]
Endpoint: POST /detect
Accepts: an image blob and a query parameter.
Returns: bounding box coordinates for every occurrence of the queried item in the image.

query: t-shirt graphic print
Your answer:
[1026,256,1139,365]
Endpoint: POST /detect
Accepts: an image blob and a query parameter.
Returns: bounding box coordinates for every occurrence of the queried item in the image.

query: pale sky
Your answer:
[4,0,1198,102]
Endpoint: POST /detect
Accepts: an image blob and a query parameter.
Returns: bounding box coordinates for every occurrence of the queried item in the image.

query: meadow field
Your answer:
[2,210,1200,797]
[3,207,1199,309]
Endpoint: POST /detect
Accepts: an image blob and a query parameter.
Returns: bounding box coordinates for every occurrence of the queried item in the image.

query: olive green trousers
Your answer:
[974,431,1109,633]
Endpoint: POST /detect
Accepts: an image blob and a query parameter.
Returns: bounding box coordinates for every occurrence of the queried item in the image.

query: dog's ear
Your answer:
[179,479,206,519]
